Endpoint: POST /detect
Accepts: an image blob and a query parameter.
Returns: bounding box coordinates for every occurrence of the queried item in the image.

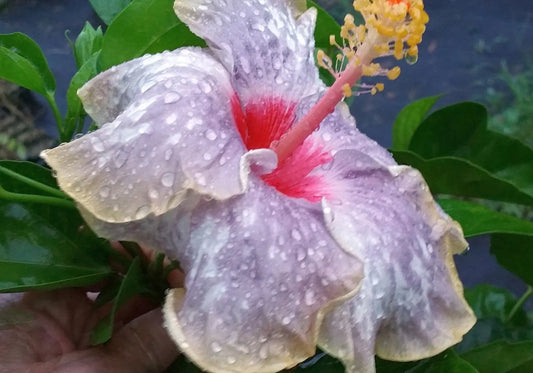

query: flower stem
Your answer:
[0,185,76,209]
[0,166,68,199]
[271,63,362,163]
[45,92,66,140]
[506,285,533,323]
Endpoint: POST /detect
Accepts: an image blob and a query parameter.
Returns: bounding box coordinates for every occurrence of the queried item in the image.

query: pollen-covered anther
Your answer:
[371,82,385,95]
[342,83,353,98]
[317,49,337,78]
[362,63,381,77]
[387,66,401,80]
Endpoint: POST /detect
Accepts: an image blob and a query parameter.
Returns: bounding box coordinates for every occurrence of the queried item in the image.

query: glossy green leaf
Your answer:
[408,102,533,204]
[0,160,117,264]
[409,350,478,373]
[0,160,60,193]
[98,0,204,70]
[491,234,533,286]
[0,33,55,95]
[465,285,526,323]
[0,202,112,292]
[457,285,533,353]
[64,53,99,139]
[72,22,103,68]
[437,199,533,238]
[308,1,340,87]
[391,95,441,150]
[461,340,533,373]
[392,151,533,205]
[89,0,132,25]
[90,257,151,344]
[308,0,340,50]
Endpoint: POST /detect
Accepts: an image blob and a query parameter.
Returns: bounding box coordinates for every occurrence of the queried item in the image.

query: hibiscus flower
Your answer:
[41,0,475,372]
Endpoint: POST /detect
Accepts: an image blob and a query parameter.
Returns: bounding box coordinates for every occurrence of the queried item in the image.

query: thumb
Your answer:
[108,308,179,372]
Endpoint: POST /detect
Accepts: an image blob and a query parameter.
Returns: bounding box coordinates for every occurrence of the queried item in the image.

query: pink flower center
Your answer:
[231,95,332,202]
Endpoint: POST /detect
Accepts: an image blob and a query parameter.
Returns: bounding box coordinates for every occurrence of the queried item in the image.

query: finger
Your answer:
[106,308,179,372]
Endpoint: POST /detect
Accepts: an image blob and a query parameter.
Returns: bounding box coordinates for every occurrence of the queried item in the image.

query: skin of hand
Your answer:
[0,248,183,373]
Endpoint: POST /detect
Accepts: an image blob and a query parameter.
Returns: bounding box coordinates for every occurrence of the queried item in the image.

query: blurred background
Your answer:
[1,0,532,302]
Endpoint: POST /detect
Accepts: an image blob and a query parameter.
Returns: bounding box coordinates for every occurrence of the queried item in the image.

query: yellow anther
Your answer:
[407,45,418,56]
[387,66,401,80]
[395,25,408,38]
[317,49,326,68]
[374,42,390,55]
[362,63,381,76]
[376,23,395,37]
[371,87,378,95]
[344,14,355,27]
[342,83,353,97]
[394,39,404,60]
[375,83,385,92]
[330,35,337,46]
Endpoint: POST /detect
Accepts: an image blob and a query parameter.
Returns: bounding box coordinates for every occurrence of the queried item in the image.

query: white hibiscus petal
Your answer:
[174,0,319,104]
[42,48,246,223]
[316,150,475,373]
[163,176,363,373]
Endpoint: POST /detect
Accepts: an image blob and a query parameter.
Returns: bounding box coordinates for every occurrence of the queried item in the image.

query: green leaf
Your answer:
[391,95,441,151]
[461,340,533,373]
[392,151,533,205]
[308,0,340,51]
[456,285,533,353]
[89,0,132,25]
[408,102,533,204]
[90,257,151,344]
[491,234,533,286]
[465,285,526,323]
[437,199,533,238]
[308,1,340,87]
[0,160,118,262]
[64,53,99,139]
[0,32,56,94]
[408,350,479,373]
[98,0,205,70]
[0,202,112,292]
[0,160,61,195]
[72,22,103,68]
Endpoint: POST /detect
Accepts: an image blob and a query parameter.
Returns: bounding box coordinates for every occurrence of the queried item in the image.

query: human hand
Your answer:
[0,247,182,373]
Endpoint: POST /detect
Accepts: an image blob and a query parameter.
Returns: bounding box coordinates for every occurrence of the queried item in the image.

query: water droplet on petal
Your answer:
[164,149,173,161]
[99,186,110,198]
[199,81,212,93]
[281,316,292,325]
[304,289,316,306]
[161,172,174,187]
[226,356,236,364]
[259,345,269,359]
[113,150,128,168]
[205,129,217,141]
[135,205,150,219]
[90,137,105,152]
[405,53,418,65]
[296,247,306,262]
[166,113,177,125]
[138,122,153,135]
[210,341,222,353]
[149,189,159,199]
[164,92,181,104]
[291,229,302,241]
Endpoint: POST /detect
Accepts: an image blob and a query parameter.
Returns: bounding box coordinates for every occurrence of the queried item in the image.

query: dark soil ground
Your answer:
[1,0,532,302]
